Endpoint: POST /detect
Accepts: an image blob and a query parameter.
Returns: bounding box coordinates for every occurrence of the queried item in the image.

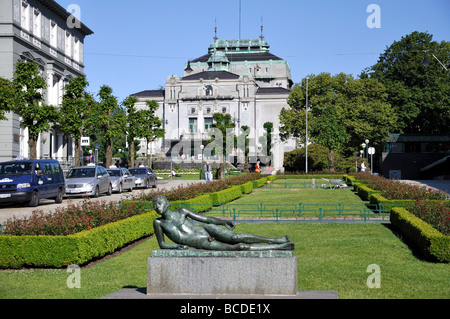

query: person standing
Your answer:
[361,161,366,172]
[204,162,212,183]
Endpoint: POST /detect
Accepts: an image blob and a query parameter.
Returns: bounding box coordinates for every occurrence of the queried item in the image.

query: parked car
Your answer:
[106,167,135,193]
[65,164,112,197]
[129,166,157,188]
[0,159,65,207]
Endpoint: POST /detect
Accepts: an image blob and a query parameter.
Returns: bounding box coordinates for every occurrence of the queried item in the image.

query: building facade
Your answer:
[0,0,93,166]
[132,38,296,172]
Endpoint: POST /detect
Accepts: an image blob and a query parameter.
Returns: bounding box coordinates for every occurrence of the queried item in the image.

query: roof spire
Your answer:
[214,17,219,41]
[260,16,264,39]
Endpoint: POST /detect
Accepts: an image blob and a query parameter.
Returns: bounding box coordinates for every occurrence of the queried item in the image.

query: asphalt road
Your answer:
[0,179,204,226]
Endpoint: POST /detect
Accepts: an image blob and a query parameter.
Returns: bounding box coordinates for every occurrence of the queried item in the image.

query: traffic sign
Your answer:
[368,147,375,155]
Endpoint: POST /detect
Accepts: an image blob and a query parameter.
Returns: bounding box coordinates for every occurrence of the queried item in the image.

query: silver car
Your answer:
[65,165,112,197]
[106,167,135,193]
[129,166,157,189]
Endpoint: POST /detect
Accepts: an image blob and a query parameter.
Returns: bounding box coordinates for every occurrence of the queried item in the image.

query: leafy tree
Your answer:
[122,97,163,167]
[313,106,349,172]
[211,113,235,180]
[0,77,15,121]
[237,125,250,172]
[141,100,164,167]
[88,85,126,167]
[59,77,93,166]
[12,61,58,159]
[280,73,396,169]
[365,31,450,133]
[259,122,273,159]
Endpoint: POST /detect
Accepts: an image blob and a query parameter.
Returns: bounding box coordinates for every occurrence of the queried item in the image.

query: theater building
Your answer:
[132,38,296,172]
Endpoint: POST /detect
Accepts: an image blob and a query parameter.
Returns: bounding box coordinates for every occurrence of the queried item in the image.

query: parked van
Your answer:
[0,159,65,207]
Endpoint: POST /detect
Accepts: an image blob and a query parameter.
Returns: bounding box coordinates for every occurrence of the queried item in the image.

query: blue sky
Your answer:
[56,0,450,103]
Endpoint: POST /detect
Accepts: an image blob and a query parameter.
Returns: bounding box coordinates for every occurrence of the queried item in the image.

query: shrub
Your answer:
[406,200,450,236]
[3,200,149,236]
[355,173,448,201]
[390,207,449,262]
[0,211,157,268]
[210,186,243,206]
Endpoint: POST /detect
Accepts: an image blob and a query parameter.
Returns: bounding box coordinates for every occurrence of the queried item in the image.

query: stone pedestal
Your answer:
[147,250,298,296]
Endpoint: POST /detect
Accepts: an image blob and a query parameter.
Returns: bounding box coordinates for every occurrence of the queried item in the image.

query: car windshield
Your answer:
[130,168,147,175]
[107,170,121,177]
[0,162,33,176]
[67,168,95,178]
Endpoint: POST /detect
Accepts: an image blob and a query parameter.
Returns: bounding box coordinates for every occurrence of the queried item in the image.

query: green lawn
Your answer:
[0,179,448,299]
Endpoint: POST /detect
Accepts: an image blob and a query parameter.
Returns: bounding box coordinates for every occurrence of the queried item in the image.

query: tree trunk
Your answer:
[106,140,112,167]
[129,137,135,168]
[74,139,81,167]
[28,137,37,159]
[328,149,335,172]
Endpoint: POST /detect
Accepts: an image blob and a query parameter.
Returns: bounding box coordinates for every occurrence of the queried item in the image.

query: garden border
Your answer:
[344,174,449,262]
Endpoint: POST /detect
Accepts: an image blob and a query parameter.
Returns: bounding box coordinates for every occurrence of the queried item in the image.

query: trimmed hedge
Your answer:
[0,176,270,268]
[354,183,382,201]
[390,207,449,262]
[210,186,243,206]
[0,211,157,269]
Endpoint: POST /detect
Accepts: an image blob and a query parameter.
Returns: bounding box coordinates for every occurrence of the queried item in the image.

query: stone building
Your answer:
[0,0,93,167]
[132,38,296,172]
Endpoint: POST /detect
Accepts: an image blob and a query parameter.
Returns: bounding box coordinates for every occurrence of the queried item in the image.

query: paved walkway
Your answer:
[0,179,204,226]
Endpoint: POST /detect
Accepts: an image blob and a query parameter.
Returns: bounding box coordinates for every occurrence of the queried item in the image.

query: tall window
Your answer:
[33,9,41,38]
[189,118,198,134]
[204,118,213,132]
[50,21,57,48]
[21,1,30,31]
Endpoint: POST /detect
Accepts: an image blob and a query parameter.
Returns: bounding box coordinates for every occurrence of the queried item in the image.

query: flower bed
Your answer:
[406,200,450,236]
[354,173,448,201]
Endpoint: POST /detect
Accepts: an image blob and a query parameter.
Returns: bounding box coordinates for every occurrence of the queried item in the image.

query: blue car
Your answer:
[0,159,65,207]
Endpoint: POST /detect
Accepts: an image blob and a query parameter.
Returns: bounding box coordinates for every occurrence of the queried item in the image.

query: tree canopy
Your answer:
[365,31,450,133]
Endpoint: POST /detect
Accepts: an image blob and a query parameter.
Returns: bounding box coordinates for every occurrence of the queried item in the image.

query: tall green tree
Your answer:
[88,85,125,167]
[141,100,164,167]
[313,106,349,172]
[280,73,396,170]
[365,31,450,133]
[12,61,58,159]
[59,77,93,166]
[211,113,235,180]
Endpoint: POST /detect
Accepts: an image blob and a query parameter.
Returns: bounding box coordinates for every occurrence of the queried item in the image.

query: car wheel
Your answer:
[55,188,64,203]
[128,186,133,192]
[107,184,112,196]
[93,186,100,198]
[28,190,39,207]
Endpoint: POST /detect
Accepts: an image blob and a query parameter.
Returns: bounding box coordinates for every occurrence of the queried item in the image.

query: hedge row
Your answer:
[348,175,449,263]
[391,207,449,262]
[134,176,271,213]
[0,176,272,268]
[0,211,158,269]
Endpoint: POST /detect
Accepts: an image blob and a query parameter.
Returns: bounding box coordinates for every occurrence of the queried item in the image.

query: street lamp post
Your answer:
[305,76,309,173]
[200,144,205,180]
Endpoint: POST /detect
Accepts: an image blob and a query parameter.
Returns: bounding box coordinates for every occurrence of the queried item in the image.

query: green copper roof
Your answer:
[208,38,270,54]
